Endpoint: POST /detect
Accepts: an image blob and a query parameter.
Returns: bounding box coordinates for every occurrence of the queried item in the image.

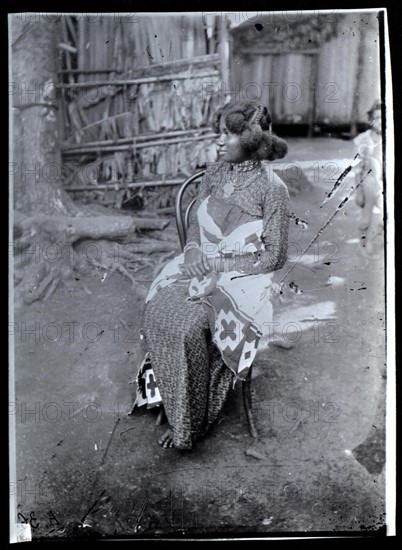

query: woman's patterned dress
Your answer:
[139,160,290,449]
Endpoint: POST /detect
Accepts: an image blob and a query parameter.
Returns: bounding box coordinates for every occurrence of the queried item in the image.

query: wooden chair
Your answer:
[174,171,259,439]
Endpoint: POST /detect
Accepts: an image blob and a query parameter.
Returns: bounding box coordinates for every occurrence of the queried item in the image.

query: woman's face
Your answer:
[216,116,252,163]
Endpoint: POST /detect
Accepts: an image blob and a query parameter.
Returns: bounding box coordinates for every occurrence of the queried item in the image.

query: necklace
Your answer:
[226,159,261,172]
[222,160,262,197]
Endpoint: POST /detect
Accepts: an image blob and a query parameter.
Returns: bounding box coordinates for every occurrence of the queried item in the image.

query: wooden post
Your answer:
[308,54,320,138]
[77,16,86,83]
[351,26,365,137]
[219,17,230,102]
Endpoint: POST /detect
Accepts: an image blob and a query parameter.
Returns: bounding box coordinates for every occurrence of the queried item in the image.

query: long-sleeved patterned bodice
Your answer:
[186,160,290,275]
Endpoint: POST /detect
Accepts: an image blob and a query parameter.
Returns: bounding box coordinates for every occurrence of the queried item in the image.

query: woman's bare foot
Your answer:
[159,428,174,448]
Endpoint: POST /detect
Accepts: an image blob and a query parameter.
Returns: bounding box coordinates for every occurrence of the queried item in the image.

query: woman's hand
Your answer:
[180,248,211,277]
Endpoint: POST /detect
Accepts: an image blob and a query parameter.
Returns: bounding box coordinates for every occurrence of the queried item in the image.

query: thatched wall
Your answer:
[230,12,381,129]
[58,14,224,209]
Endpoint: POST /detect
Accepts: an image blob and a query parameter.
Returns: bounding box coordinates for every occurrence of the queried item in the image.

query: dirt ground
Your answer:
[12,137,387,538]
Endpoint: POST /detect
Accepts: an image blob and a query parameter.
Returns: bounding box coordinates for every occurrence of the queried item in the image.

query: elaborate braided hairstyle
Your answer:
[212,100,288,161]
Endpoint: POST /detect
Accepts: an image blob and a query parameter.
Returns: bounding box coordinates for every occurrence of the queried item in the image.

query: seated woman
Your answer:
[134,99,290,450]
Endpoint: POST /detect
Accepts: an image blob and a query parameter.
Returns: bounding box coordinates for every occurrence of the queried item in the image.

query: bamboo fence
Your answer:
[58,14,223,210]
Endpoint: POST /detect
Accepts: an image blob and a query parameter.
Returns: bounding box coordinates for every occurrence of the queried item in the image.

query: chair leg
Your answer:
[242,365,259,439]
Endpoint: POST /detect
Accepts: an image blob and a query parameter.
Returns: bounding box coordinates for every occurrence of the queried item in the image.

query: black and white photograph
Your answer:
[9,9,394,540]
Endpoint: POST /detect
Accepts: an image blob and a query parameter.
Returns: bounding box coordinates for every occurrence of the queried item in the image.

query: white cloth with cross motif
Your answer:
[145,195,277,380]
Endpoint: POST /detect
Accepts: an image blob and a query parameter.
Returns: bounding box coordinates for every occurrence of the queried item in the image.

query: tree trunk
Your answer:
[11,14,78,216]
[10,15,171,305]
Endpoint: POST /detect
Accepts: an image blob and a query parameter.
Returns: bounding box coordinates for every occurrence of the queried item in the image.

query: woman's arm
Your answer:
[213,174,290,275]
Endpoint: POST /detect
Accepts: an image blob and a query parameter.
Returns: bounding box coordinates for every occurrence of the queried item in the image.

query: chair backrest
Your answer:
[175,170,205,251]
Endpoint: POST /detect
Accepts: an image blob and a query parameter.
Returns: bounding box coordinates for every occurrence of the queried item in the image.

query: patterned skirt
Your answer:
[141,282,234,450]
